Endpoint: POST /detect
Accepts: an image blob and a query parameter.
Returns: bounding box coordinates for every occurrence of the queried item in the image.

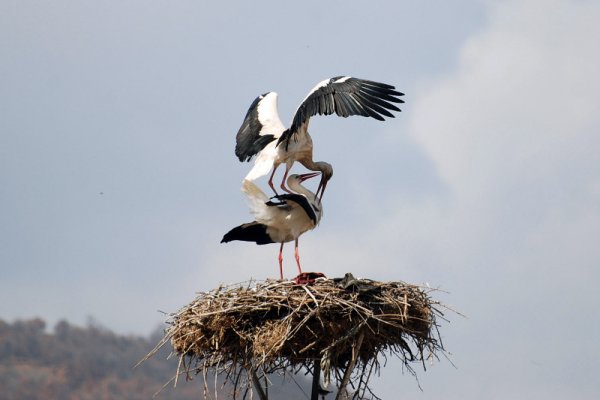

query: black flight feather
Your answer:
[277,77,404,149]
[235,93,278,162]
[221,222,274,245]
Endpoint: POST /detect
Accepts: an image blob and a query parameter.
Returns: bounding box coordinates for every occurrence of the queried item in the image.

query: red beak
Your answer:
[316,177,328,201]
[298,172,320,182]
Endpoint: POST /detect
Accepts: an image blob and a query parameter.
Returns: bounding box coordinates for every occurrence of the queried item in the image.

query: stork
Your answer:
[221,172,322,280]
[234,76,404,200]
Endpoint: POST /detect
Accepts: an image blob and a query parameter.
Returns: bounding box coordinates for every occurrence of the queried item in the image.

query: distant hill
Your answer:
[0,317,203,399]
[0,318,317,399]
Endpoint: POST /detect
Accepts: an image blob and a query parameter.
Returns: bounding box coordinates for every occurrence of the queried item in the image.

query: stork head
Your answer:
[288,171,320,185]
[286,172,320,197]
[317,161,333,180]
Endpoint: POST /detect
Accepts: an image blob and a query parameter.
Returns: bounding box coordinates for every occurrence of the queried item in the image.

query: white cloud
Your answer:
[305,0,600,274]
[279,1,600,397]
[411,0,600,196]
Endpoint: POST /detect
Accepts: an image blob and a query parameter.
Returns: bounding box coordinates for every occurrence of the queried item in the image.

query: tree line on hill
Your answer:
[0,318,202,400]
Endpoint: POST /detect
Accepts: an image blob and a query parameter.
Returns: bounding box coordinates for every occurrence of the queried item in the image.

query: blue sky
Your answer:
[1,0,599,398]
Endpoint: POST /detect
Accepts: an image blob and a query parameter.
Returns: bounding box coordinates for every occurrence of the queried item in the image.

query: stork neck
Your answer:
[287,180,316,200]
[300,159,325,173]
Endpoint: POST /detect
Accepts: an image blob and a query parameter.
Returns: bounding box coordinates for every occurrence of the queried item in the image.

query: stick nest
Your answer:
[154,274,447,398]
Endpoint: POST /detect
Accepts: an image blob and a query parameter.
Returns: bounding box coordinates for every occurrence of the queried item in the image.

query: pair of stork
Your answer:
[221,76,404,279]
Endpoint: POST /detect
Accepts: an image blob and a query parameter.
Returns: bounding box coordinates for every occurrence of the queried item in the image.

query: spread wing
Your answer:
[241,179,270,221]
[241,180,317,225]
[235,92,286,162]
[277,76,404,148]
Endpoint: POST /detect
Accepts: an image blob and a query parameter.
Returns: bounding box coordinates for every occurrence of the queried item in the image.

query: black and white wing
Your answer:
[235,92,286,162]
[266,194,318,224]
[277,76,404,147]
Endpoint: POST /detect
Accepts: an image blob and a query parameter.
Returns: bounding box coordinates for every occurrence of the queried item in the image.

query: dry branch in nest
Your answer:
[147,273,448,399]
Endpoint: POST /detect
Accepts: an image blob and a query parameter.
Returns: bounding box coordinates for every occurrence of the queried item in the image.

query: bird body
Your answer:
[221,173,322,279]
[234,76,404,199]
[238,175,320,243]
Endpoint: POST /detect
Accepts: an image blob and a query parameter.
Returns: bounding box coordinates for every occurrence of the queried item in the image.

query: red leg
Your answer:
[278,242,284,280]
[280,165,292,194]
[268,164,280,196]
[294,239,302,274]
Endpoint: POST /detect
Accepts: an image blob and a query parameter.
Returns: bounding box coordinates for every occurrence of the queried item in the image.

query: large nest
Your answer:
[151,274,448,399]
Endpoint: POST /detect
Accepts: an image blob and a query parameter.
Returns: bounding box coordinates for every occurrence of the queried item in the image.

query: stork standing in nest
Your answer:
[235,76,404,201]
[221,172,322,279]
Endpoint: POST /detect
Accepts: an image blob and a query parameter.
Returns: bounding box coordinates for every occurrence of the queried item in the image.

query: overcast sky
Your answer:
[1,0,599,398]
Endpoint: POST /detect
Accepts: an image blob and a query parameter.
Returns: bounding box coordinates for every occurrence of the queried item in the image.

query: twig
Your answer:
[335,330,365,400]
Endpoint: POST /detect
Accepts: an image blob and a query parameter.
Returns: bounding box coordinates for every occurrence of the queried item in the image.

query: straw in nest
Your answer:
[147,273,449,399]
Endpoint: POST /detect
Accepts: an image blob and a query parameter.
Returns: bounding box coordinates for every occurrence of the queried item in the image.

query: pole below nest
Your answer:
[311,359,321,400]
[251,369,268,400]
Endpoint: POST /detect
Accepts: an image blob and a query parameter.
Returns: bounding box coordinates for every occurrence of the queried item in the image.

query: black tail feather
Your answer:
[221,222,274,245]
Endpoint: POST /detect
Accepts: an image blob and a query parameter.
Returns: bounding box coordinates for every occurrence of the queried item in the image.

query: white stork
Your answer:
[221,172,322,280]
[234,76,404,200]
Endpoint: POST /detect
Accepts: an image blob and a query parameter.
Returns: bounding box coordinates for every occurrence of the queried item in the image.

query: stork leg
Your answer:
[267,165,280,196]
[280,165,293,194]
[294,238,302,274]
[278,242,284,280]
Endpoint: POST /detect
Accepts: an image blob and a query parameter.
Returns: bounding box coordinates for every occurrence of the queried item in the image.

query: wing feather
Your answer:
[235,92,286,162]
[241,179,271,222]
[277,76,404,147]
[269,194,318,224]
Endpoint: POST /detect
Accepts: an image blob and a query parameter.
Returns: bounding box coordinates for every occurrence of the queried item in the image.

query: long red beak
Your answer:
[316,177,328,202]
[298,172,320,182]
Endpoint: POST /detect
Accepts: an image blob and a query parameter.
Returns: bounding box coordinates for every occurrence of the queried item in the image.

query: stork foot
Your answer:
[294,272,327,285]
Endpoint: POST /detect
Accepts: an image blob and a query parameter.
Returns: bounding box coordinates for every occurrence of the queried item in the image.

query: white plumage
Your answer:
[221,172,322,279]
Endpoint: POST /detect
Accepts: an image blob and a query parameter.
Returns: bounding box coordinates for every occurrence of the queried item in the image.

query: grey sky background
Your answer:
[1,0,599,398]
